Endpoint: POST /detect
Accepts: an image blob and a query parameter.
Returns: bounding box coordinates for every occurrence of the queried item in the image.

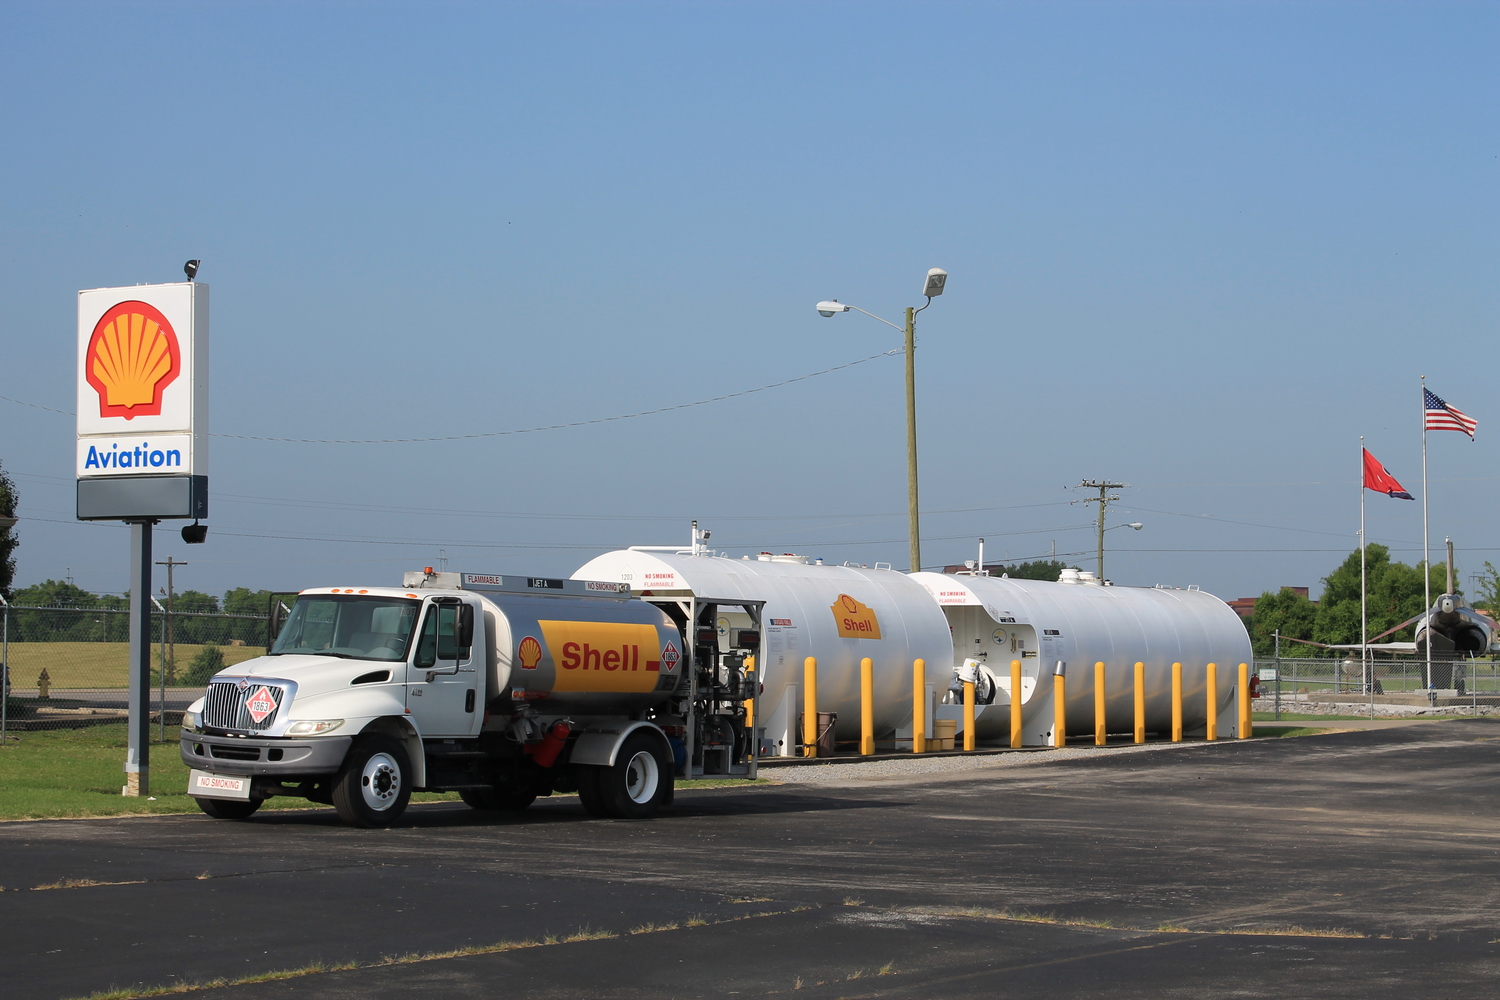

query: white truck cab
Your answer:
[181,571,763,826]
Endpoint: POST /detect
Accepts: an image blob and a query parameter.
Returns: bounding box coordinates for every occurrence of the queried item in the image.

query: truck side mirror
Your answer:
[457,604,474,650]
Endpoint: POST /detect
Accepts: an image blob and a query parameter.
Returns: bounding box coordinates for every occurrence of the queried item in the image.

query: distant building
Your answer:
[1226,587,1312,620]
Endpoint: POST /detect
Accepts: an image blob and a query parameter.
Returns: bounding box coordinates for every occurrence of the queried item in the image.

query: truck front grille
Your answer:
[203,681,286,731]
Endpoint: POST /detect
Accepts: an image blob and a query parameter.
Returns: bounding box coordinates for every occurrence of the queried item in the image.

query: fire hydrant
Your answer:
[37,668,51,700]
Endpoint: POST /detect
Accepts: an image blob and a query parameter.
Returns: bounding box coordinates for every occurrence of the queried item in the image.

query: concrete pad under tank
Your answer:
[910,572,1252,744]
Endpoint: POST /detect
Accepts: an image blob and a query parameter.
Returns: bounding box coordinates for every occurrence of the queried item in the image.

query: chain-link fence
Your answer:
[1254,657,1500,697]
[1,604,273,733]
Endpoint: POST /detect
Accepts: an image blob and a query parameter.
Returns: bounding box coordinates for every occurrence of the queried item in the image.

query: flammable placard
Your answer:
[77,283,208,477]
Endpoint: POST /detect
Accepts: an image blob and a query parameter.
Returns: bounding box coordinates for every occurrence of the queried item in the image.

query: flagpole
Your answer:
[1361,437,1369,710]
[1421,375,1432,690]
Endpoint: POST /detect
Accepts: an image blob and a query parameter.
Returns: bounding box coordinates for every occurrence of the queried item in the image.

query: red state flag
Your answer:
[1363,449,1413,500]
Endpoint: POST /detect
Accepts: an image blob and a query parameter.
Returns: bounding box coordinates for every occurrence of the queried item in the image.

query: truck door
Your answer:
[407,599,480,737]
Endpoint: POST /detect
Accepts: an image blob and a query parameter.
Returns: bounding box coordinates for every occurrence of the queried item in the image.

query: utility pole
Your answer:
[155,557,187,687]
[1078,480,1128,581]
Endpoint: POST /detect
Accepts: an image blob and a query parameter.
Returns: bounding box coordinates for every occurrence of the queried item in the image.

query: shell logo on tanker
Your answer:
[85,301,181,419]
[831,594,882,639]
[516,636,543,670]
[536,620,670,693]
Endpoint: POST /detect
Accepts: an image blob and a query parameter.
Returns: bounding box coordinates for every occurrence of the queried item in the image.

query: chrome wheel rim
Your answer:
[360,752,401,811]
[624,750,659,804]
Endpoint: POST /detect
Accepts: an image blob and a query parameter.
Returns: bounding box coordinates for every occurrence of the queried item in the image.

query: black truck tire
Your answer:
[332,735,412,827]
[195,796,262,820]
[593,731,674,819]
[573,763,609,817]
[459,787,537,812]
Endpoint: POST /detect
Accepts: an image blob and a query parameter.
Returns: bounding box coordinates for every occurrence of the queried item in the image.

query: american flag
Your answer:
[1424,388,1477,438]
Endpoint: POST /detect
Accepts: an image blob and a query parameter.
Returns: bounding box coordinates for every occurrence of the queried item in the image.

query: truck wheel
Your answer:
[332,735,411,827]
[595,732,673,819]
[195,796,262,820]
[573,764,609,817]
[459,787,537,812]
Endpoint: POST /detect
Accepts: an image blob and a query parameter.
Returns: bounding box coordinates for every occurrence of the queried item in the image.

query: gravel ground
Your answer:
[762,740,1225,786]
[1252,696,1499,717]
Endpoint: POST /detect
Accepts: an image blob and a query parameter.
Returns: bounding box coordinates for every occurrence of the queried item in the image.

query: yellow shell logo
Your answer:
[517,636,543,670]
[85,301,181,419]
[831,594,882,640]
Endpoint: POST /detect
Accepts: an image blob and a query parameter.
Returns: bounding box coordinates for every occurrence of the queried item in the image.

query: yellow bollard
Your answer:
[804,656,819,757]
[1205,663,1218,741]
[860,657,875,755]
[744,656,755,732]
[1053,664,1067,748]
[1171,662,1183,742]
[1133,662,1146,744]
[1094,661,1106,746]
[1010,660,1023,749]
[1238,662,1252,739]
[912,658,926,754]
[963,680,976,751]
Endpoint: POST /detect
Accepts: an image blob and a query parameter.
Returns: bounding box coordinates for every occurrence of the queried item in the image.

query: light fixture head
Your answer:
[0,515,16,530]
[816,300,850,318]
[182,520,208,544]
[1127,522,1143,530]
[183,259,200,281]
[922,268,947,297]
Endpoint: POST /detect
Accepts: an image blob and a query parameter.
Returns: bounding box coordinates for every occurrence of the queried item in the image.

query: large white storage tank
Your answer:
[909,571,1252,745]
[573,549,954,753]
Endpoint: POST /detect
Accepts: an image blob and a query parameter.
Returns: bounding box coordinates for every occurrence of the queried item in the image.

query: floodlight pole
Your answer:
[125,520,155,797]
[903,306,921,575]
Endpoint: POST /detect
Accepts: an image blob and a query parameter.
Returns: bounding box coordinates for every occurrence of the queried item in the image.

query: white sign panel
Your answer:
[76,282,208,477]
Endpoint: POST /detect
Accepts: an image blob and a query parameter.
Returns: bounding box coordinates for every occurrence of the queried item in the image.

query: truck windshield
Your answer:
[270,595,420,661]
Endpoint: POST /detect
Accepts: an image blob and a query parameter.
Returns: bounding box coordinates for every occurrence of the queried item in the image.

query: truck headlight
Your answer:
[286,719,345,736]
[182,710,202,733]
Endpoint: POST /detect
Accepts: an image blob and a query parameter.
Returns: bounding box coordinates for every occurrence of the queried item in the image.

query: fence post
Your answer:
[1206,663,1218,741]
[913,659,926,754]
[803,656,818,758]
[860,657,875,756]
[1133,662,1146,744]
[1,594,8,744]
[1094,661,1106,746]
[1171,662,1183,742]
[1010,660,1023,749]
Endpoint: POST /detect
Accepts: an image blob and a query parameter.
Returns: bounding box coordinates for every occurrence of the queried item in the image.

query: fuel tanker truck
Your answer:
[574,538,1252,750]
[181,570,763,827]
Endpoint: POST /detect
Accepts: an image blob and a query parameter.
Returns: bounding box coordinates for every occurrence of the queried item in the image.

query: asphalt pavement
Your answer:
[3,721,1498,999]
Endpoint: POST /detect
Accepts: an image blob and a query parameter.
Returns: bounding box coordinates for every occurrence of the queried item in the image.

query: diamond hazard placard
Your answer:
[660,641,680,673]
[245,685,278,723]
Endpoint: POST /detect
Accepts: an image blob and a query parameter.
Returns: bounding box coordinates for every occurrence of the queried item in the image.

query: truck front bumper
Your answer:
[180,731,352,778]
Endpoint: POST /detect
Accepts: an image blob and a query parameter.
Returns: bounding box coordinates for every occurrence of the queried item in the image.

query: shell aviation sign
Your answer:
[76,282,207,478]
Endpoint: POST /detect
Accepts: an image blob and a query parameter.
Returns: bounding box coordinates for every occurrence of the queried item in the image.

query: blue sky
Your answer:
[1,1,1495,602]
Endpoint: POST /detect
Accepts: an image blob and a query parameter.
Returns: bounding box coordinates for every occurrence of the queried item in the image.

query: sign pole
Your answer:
[125,520,154,797]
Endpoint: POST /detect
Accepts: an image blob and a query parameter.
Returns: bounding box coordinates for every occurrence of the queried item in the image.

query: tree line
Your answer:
[1244,544,1500,657]
[3,580,288,646]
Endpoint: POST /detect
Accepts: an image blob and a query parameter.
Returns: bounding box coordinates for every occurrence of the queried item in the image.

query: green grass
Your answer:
[1252,726,1337,738]
[0,723,769,822]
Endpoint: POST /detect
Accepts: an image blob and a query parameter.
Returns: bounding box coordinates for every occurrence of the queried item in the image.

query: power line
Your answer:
[3,348,901,445]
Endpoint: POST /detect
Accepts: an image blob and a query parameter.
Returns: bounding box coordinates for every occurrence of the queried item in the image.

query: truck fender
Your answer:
[568,721,671,768]
[356,716,426,789]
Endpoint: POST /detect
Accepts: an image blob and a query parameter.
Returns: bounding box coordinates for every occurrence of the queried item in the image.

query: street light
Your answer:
[1099,521,1144,582]
[0,517,16,531]
[816,268,947,573]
